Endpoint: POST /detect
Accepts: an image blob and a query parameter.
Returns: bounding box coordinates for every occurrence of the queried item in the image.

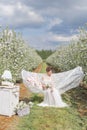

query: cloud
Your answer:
[49,34,77,42]
[25,31,77,50]
[43,32,77,43]
[48,18,63,29]
[0,4,14,16]
[0,2,45,29]
[0,0,87,49]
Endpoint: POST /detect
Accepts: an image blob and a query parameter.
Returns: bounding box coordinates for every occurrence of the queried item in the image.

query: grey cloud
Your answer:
[0,0,87,49]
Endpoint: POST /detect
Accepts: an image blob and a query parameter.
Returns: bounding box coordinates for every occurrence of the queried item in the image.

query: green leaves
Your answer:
[46,28,87,80]
[0,28,42,81]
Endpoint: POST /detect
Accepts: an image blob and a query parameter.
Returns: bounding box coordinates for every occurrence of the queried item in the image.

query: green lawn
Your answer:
[18,105,87,130]
[17,62,87,130]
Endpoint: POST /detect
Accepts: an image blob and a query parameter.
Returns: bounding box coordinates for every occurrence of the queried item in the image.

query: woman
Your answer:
[38,66,68,107]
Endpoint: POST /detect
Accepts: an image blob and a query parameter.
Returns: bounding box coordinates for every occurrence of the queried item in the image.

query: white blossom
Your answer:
[46,28,87,80]
[0,28,42,80]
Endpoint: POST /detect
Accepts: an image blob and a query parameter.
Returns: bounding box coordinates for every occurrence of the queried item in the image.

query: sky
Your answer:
[0,0,87,50]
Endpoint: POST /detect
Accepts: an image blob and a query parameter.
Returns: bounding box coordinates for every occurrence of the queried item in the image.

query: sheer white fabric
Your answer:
[37,88,68,107]
[21,66,84,107]
[21,66,84,94]
[37,74,68,107]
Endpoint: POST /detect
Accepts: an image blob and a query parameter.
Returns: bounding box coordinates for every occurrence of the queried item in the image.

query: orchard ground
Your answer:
[0,62,87,130]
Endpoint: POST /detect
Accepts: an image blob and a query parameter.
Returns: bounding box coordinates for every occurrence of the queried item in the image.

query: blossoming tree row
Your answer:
[46,28,87,80]
[0,28,42,80]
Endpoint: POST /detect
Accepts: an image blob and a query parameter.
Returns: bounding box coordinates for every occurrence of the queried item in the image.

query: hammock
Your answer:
[21,66,84,94]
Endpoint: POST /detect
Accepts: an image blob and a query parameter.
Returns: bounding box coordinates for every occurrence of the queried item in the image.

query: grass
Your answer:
[18,105,87,130]
[17,62,87,130]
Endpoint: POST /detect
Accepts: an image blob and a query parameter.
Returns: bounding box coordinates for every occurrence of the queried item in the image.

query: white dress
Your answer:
[38,74,68,107]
